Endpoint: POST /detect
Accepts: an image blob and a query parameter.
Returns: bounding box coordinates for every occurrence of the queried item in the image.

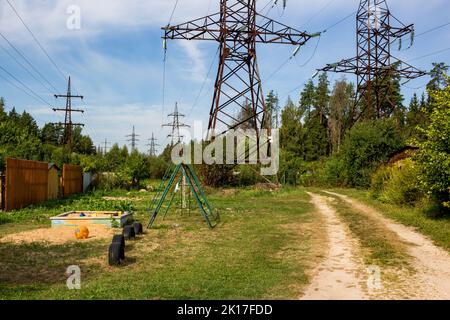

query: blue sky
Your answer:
[0,0,449,153]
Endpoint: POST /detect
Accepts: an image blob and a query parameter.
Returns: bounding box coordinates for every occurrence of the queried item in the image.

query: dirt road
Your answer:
[301,193,366,300]
[301,191,450,300]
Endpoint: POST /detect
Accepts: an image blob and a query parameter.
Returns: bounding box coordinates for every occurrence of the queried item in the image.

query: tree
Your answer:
[426,62,449,93]
[314,72,330,124]
[280,97,304,156]
[265,90,280,129]
[41,123,63,145]
[18,111,39,136]
[415,80,450,209]
[117,150,149,188]
[0,120,42,168]
[332,119,404,187]
[329,79,354,154]
[302,73,330,161]
[299,80,315,117]
[0,97,6,122]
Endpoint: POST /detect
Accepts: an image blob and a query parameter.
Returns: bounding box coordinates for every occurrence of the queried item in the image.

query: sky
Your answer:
[0,0,449,153]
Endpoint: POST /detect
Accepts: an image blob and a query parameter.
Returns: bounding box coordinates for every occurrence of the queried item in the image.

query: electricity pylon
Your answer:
[102,138,111,155]
[162,102,190,145]
[126,126,140,151]
[147,133,160,157]
[52,76,84,149]
[163,0,316,146]
[318,0,426,125]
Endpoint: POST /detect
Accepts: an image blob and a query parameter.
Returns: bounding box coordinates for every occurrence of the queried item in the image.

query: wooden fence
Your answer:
[0,173,5,211]
[4,158,48,211]
[62,164,83,197]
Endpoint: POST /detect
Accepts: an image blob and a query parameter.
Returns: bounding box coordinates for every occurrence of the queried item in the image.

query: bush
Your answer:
[319,156,346,187]
[327,119,404,188]
[370,159,423,206]
[415,83,450,209]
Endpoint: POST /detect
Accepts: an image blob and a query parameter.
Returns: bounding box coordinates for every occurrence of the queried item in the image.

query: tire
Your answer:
[112,235,125,259]
[108,242,122,266]
[133,222,143,235]
[123,225,135,240]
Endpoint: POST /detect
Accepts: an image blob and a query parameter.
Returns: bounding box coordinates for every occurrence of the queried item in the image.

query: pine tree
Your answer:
[299,80,315,118]
[0,97,6,122]
[280,97,304,156]
[314,72,330,124]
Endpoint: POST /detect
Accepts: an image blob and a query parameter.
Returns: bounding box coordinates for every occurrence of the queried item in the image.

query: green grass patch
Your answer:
[0,187,320,300]
[319,192,410,268]
[330,188,450,253]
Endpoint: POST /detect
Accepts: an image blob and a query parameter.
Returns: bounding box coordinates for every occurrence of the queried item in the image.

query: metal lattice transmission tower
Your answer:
[319,0,426,124]
[163,0,314,144]
[147,133,160,157]
[52,76,84,148]
[102,138,111,155]
[126,126,140,151]
[162,103,190,145]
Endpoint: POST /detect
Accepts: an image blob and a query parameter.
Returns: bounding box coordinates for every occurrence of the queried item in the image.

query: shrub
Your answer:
[370,159,423,206]
[415,82,450,209]
[335,119,404,188]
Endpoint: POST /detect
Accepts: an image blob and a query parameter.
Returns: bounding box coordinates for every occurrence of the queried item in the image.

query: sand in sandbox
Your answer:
[0,225,116,245]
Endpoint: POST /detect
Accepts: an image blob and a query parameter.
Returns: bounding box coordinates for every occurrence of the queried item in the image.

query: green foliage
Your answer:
[0,119,42,168]
[370,159,423,206]
[0,98,95,170]
[325,119,404,188]
[415,81,450,209]
[115,150,150,188]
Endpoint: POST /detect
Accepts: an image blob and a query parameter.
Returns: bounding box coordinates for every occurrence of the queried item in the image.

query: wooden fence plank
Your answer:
[62,164,83,197]
[5,157,48,211]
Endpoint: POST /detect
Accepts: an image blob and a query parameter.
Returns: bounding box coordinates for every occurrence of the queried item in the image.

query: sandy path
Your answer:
[301,193,366,300]
[324,191,450,300]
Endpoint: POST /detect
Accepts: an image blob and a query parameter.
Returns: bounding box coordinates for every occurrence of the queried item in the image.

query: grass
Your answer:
[319,192,410,268]
[0,187,323,300]
[329,188,450,253]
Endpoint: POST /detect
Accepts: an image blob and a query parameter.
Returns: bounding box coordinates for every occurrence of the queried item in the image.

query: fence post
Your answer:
[0,173,5,211]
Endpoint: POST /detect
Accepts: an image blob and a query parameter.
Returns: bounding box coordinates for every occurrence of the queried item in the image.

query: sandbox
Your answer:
[50,211,133,228]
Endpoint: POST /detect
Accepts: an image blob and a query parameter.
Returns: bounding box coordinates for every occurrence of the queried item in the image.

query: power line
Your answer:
[407,46,450,62]
[0,32,60,93]
[6,0,68,85]
[168,0,181,26]
[415,21,450,38]
[0,64,53,107]
[0,42,54,95]
[0,71,51,106]
[187,46,220,117]
[299,0,336,30]
[322,10,356,33]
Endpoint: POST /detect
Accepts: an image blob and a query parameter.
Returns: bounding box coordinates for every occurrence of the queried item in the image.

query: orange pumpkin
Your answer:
[75,226,90,240]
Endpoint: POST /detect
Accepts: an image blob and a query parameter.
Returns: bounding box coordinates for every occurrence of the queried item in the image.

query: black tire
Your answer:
[108,243,122,266]
[112,235,125,259]
[123,225,135,240]
[133,222,143,235]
